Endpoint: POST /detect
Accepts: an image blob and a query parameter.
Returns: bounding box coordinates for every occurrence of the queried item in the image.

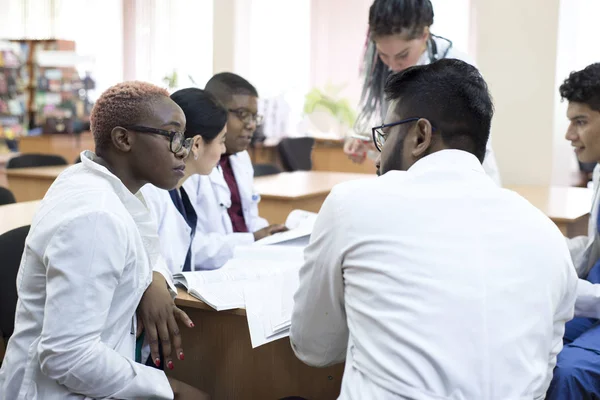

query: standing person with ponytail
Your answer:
[345,0,501,185]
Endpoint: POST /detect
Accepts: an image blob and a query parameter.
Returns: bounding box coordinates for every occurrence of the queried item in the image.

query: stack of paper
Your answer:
[173,246,304,311]
[244,269,300,348]
[173,209,318,347]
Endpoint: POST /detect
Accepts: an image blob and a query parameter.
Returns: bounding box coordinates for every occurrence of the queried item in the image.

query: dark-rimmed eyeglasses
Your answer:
[228,108,264,126]
[371,118,435,152]
[124,125,192,154]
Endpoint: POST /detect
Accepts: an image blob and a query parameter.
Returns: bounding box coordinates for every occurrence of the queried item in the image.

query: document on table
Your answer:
[244,269,300,348]
[253,209,317,246]
[173,245,304,311]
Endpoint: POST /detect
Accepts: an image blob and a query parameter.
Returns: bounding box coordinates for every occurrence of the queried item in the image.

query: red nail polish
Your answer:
[167,361,174,370]
[179,352,185,361]
[189,322,195,328]
[154,358,160,367]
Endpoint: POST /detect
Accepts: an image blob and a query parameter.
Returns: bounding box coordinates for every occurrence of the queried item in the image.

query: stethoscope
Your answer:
[427,34,453,62]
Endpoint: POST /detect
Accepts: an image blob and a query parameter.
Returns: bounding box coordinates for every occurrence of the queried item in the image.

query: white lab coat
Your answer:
[183,150,269,270]
[140,184,194,275]
[415,36,501,186]
[566,164,600,318]
[291,150,577,400]
[0,151,173,400]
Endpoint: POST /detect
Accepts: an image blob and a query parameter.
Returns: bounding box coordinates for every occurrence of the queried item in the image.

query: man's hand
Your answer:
[138,272,194,370]
[253,224,288,241]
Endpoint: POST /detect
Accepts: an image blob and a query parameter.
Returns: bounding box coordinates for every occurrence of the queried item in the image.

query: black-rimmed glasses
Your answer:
[124,125,192,154]
[372,118,435,152]
[228,108,264,126]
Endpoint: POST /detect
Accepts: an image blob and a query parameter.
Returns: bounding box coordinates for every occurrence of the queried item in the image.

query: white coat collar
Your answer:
[79,150,163,269]
[406,149,485,177]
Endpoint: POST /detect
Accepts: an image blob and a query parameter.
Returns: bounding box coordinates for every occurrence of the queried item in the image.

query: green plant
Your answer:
[163,70,178,89]
[303,85,356,128]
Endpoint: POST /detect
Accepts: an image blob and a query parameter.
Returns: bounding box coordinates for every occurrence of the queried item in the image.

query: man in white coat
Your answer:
[185,72,286,270]
[547,63,600,399]
[290,59,578,399]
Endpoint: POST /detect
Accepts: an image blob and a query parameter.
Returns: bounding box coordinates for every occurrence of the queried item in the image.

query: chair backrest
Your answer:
[0,225,29,342]
[6,153,68,169]
[0,187,16,206]
[277,137,315,172]
[253,163,282,177]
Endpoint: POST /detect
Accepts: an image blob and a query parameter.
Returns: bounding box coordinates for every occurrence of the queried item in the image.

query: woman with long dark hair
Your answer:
[346,0,500,184]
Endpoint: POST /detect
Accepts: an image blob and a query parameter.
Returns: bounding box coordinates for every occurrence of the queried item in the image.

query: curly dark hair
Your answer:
[90,81,170,152]
[559,63,600,112]
[368,0,434,39]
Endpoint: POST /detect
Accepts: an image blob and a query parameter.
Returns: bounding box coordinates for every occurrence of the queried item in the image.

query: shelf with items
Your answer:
[9,39,94,133]
[0,41,26,153]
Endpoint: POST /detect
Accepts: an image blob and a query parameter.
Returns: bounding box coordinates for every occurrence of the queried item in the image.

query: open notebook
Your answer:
[173,209,317,346]
[173,245,304,311]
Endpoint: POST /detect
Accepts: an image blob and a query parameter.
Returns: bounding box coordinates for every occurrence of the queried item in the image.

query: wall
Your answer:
[473,0,561,185]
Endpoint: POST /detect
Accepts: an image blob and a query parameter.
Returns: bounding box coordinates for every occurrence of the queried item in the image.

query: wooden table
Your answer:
[250,136,376,175]
[0,200,40,235]
[506,185,593,238]
[254,171,372,223]
[6,165,68,202]
[171,290,344,400]
[18,133,94,164]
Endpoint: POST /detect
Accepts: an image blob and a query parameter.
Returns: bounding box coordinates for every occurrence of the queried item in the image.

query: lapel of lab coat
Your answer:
[578,165,600,276]
[80,150,161,285]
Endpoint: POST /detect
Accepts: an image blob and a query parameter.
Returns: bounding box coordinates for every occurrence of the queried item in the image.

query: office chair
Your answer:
[253,163,282,177]
[6,153,68,169]
[0,225,29,364]
[0,186,16,205]
[277,137,314,172]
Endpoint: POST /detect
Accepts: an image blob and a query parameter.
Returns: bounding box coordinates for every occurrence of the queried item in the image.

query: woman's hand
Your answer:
[343,138,374,164]
[138,272,194,370]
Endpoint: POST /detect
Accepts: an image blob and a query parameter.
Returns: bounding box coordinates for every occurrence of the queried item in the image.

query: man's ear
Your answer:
[411,118,434,158]
[111,126,133,153]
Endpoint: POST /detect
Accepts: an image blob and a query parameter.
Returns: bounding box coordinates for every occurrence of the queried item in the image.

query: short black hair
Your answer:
[170,88,228,142]
[385,58,493,162]
[205,72,259,106]
[369,0,434,40]
[559,63,600,112]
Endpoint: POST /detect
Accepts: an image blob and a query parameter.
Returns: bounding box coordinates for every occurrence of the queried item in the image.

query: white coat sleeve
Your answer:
[290,188,348,367]
[566,236,590,278]
[38,211,173,399]
[246,191,269,231]
[544,254,578,394]
[192,231,254,270]
[574,279,600,318]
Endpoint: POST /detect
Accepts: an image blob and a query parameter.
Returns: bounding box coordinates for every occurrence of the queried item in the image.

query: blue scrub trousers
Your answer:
[547,261,600,399]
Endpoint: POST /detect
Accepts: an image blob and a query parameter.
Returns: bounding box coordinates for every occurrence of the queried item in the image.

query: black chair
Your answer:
[277,137,315,172]
[6,154,68,169]
[0,225,30,364]
[253,163,282,177]
[0,187,16,205]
